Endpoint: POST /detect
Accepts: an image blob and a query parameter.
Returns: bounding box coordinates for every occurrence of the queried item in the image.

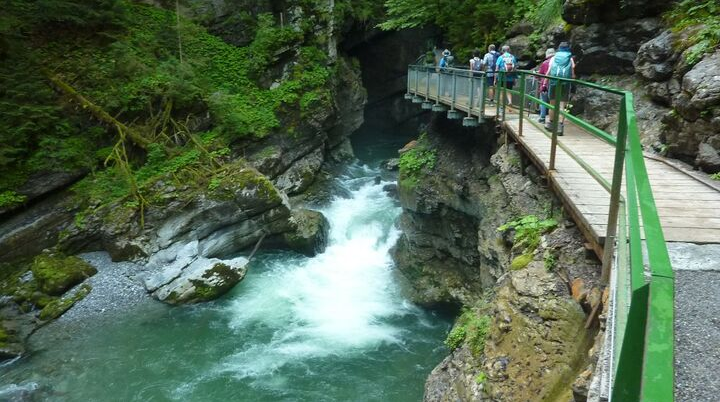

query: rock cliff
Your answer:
[393,116,604,401]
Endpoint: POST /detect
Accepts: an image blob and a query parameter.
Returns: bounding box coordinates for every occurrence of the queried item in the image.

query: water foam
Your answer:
[217,172,411,379]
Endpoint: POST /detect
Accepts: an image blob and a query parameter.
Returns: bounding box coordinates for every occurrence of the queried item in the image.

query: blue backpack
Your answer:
[550,51,573,78]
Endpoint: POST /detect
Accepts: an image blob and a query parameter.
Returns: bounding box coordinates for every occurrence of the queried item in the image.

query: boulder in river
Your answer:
[143,241,248,304]
[282,209,330,257]
[30,252,97,296]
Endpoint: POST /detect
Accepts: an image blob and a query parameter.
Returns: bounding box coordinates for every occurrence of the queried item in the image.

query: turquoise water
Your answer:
[0,164,450,401]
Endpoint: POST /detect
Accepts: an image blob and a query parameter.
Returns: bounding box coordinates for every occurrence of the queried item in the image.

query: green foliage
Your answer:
[445,309,492,356]
[0,190,26,209]
[475,372,488,385]
[398,133,436,188]
[543,249,558,271]
[380,0,564,58]
[498,215,557,252]
[710,172,720,181]
[665,0,720,65]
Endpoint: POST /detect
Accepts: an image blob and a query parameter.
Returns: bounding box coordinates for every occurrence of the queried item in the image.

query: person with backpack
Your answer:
[494,45,517,107]
[482,44,500,104]
[439,49,453,96]
[545,42,576,132]
[439,49,452,70]
[536,48,555,124]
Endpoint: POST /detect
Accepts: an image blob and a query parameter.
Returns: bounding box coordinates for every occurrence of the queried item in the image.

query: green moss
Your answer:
[445,309,492,356]
[39,283,91,321]
[665,0,720,65]
[207,166,281,204]
[31,253,97,296]
[510,253,534,271]
[398,133,436,190]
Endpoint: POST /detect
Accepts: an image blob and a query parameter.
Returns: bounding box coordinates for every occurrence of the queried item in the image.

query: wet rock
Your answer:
[562,0,673,25]
[572,277,588,303]
[143,241,248,304]
[282,209,330,257]
[274,147,325,195]
[571,18,663,75]
[382,158,400,171]
[505,34,534,69]
[634,30,677,82]
[0,170,86,216]
[696,143,720,173]
[382,183,398,198]
[30,252,96,296]
[679,50,720,120]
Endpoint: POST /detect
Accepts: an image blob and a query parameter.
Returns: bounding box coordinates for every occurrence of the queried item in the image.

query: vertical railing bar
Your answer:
[602,96,628,284]
[451,71,457,109]
[468,73,474,116]
[425,67,430,100]
[518,72,526,136]
[548,77,562,170]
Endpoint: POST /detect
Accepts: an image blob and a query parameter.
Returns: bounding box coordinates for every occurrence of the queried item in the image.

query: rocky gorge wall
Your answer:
[0,0,370,358]
[391,115,606,401]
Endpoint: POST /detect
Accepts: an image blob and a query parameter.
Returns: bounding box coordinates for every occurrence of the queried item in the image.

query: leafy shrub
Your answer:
[398,133,436,188]
[498,215,557,252]
[445,309,492,356]
[665,0,720,65]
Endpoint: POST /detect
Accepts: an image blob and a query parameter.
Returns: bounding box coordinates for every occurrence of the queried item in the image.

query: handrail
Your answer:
[405,64,675,402]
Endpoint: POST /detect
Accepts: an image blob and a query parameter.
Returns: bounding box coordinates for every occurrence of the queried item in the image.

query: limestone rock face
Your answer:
[562,0,673,25]
[274,147,325,195]
[143,241,248,304]
[282,209,330,257]
[679,51,720,119]
[634,29,678,82]
[571,18,663,75]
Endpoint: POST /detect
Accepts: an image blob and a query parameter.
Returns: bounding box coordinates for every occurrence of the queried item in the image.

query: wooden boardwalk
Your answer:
[411,83,720,253]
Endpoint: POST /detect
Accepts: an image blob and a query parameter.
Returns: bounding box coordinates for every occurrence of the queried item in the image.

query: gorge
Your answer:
[1,0,719,401]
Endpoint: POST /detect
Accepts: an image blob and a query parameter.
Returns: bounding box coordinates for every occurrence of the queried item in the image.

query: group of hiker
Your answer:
[438,41,576,131]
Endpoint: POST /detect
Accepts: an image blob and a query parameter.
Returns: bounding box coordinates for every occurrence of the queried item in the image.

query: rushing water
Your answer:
[0,163,450,401]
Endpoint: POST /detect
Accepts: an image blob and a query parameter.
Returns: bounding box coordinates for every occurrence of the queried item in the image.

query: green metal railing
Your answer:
[406,65,675,401]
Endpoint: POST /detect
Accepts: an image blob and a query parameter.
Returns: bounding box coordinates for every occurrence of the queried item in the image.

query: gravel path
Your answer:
[671,243,720,402]
[56,251,151,323]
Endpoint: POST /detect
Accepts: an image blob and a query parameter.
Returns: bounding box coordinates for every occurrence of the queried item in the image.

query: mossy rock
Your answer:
[510,253,534,271]
[283,209,329,257]
[31,253,97,296]
[38,283,91,321]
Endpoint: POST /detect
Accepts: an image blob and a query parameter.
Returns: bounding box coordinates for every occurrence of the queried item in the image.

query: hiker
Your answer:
[545,42,576,132]
[536,47,555,124]
[439,49,452,70]
[482,44,500,103]
[494,45,517,107]
[469,49,483,106]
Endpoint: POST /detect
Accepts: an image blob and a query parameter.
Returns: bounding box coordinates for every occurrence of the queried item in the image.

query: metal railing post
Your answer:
[436,69,441,103]
[518,73,526,136]
[502,75,507,121]
[548,78,562,170]
[496,73,501,117]
[468,73,474,115]
[451,71,457,108]
[425,68,430,99]
[415,67,419,94]
[479,75,486,118]
[601,97,629,283]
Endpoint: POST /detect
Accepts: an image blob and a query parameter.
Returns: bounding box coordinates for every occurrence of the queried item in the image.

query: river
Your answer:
[0,151,450,401]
